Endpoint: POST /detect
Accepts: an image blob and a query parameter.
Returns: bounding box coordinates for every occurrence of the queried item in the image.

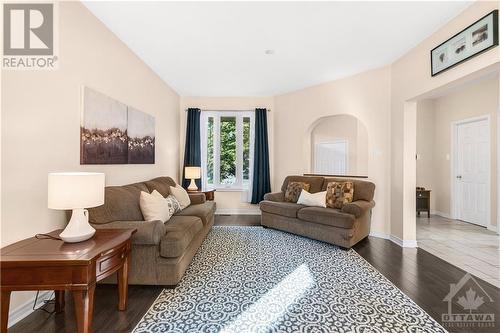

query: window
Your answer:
[201,112,254,190]
[314,140,348,175]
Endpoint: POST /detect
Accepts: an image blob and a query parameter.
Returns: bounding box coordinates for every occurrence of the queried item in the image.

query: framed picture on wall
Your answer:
[431,10,498,76]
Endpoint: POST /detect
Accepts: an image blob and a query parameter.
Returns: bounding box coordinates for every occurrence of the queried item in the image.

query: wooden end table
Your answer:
[416,189,431,218]
[0,229,136,333]
[188,188,216,201]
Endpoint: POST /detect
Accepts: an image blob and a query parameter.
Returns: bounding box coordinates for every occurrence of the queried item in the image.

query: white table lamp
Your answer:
[185,166,201,191]
[48,172,105,243]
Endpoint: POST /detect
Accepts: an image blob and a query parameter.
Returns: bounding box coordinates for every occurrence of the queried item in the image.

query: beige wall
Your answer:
[273,67,392,237]
[180,96,274,214]
[391,1,500,241]
[1,1,180,315]
[417,75,499,225]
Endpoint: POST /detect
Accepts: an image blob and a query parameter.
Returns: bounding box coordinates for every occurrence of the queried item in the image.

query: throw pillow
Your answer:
[140,190,172,222]
[150,191,181,217]
[284,182,311,203]
[165,194,181,216]
[326,182,354,209]
[297,190,327,208]
[170,185,191,210]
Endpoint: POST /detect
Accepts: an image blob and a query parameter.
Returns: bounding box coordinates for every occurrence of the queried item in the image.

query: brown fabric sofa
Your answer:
[87,176,215,286]
[260,176,375,248]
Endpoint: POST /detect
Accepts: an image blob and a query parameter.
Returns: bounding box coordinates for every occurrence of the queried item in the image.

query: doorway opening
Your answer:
[415,73,499,288]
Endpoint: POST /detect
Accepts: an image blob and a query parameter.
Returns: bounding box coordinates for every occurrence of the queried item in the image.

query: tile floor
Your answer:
[417,215,500,288]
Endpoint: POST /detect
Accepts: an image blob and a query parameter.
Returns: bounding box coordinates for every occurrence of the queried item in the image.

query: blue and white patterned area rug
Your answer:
[133,226,446,333]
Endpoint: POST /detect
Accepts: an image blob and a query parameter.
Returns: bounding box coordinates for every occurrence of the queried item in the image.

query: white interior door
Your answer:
[314,141,348,175]
[455,118,489,226]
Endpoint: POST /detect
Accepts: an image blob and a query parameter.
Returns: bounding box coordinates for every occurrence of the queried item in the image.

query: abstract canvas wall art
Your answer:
[80,87,155,164]
[127,107,155,164]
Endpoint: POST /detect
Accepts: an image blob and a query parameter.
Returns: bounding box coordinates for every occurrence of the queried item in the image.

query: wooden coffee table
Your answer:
[0,229,136,333]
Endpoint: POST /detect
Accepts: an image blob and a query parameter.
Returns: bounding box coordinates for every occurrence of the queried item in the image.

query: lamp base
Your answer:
[187,178,198,191]
[59,208,96,243]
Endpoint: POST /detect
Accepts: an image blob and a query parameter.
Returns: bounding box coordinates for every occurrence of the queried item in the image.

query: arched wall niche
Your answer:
[305,114,369,176]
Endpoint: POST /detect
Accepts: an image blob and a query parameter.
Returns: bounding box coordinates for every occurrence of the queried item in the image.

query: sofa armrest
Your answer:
[263,192,285,202]
[91,220,165,245]
[341,200,375,218]
[188,193,206,205]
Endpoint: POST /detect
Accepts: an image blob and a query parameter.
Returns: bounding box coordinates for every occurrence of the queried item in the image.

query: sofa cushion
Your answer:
[297,207,355,229]
[326,182,354,209]
[281,176,324,194]
[322,177,375,202]
[160,216,203,258]
[285,182,311,203]
[144,176,177,197]
[175,201,216,225]
[260,201,305,218]
[88,182,148,224]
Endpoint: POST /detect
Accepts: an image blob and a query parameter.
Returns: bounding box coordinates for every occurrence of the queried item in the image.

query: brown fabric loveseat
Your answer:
[87,176,215,286]
[260,176,375,248]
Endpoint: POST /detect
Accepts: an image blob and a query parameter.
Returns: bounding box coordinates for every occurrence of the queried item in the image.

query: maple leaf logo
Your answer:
[457,288,484,313]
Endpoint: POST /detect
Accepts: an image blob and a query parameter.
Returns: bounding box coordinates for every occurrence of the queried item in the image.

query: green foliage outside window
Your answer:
[207,117,214,184]
[206,114,251,186]
[220,117,236,184]
[243,117,250,181]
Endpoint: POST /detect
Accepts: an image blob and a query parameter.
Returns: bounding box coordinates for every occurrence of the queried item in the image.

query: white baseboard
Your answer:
[369,231,389,239]
[487,224,499,233]
[216,208,261,215]
[369,231,417,248]
[430,210,452,219]
[390,235,418,248]
[8,291,52,328]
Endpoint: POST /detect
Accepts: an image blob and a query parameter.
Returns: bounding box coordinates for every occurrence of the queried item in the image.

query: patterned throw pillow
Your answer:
[284,182,311,203]
[165,195,181,216]
[326,182,354,209]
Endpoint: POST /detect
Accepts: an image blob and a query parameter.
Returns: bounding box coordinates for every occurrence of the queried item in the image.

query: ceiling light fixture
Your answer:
[264,49,275,55]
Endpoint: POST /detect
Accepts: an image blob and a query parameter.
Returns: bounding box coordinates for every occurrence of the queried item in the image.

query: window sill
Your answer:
[209,187,250,192]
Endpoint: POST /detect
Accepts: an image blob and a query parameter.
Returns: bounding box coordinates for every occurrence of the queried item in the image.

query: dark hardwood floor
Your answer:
[9,215,499,333]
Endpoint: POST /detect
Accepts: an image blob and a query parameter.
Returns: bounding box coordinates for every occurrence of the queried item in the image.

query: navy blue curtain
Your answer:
[182,108,202,189]
[251,108,271,204]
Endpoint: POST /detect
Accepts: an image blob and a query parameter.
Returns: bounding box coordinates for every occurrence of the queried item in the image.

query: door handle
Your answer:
[456,175,462,179]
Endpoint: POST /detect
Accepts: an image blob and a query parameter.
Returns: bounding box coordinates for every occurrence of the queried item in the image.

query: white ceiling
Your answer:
[84,1,472,97]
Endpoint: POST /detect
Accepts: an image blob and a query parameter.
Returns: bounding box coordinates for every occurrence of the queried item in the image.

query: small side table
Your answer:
[0,229,136,333]
[188,188,216,201]
[416,189,431,218]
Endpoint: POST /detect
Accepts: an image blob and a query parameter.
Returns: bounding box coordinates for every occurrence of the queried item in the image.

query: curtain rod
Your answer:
[185,109,271,112]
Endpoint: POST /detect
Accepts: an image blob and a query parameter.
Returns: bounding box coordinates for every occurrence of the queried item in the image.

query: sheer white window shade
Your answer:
[314,140,348,175]
[201,111,254,191]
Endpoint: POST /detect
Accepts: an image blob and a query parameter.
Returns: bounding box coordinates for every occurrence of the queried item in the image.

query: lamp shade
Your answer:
[185,166,201,179]
[48,172,105,210]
